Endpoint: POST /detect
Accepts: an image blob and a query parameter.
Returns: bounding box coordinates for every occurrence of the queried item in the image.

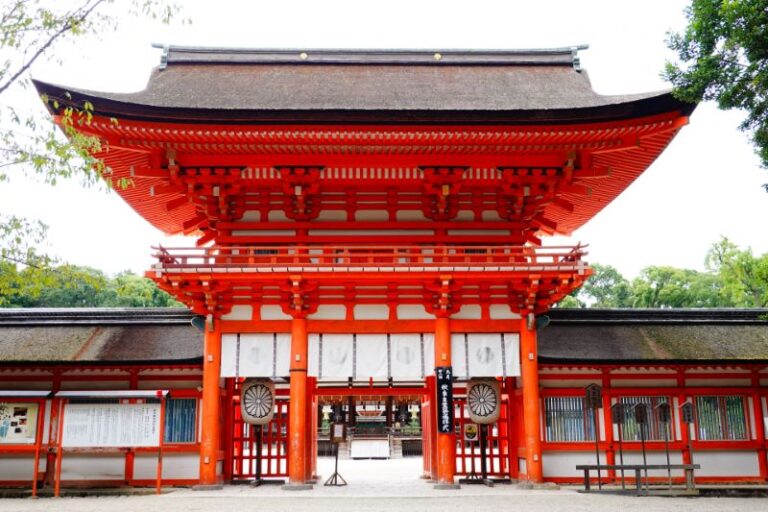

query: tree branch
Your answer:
[0,0,107,96]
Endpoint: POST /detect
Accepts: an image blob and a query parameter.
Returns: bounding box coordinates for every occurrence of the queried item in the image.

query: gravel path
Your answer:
[1,459,765,512]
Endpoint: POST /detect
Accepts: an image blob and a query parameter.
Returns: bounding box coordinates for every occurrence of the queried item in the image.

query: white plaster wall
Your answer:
[395,210,427,221]
[222,305,253,321]
[316,210,347,221]
[618,451,684,477]
[61,455,124,480]
[0,381,51,391]
[267,210,289,222]
[0,455,42,480]
[239,210,260,221]
[482,210,502,221]
[452,305,482,319]
[134,453,199,480]
[489,305,520,320]
[307,305,346,320]
[693,451,760,477]
[260,305,291,320]
[353,304,389,320]
[230,230,295,236]
[355,210,389,221]
[138,380,201,390]
[541,379,601,388]
[686,378,751,387]
[397,304,434,319]
[60,380,129,390]
[610,379,677,388]
[542,451,603,477]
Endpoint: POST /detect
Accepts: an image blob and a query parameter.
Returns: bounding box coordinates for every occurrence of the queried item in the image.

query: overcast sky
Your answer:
[2,0,767,279]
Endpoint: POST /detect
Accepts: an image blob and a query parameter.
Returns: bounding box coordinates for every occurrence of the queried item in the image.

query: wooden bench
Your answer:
[575,464,700,493]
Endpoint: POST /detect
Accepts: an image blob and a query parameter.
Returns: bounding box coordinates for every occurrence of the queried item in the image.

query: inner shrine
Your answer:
[31,46,696,489]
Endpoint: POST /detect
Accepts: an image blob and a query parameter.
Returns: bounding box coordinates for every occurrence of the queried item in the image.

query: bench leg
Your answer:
[685,469,695,491]
[634,469,642,495]
[584,470,590,491]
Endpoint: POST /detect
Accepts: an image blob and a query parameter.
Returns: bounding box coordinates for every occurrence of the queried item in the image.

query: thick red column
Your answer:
[434,315,458,488]
[520,315,543,483]
[285,316,313,489]
[198,316,223,488]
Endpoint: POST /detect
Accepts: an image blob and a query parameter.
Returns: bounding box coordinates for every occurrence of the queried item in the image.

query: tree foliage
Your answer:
[559,238,768,308]
[0,1,184,295]
[665,0,768,185]
[1,264,180,308]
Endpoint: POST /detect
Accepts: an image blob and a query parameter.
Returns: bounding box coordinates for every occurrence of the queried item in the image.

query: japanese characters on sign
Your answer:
[62,403,162,447]
[435,366,454,434]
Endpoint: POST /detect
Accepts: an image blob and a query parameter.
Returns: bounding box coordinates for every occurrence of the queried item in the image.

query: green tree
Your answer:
[665,0,768,186]
[103,271,181,307]
[629,266,724,308]
[579,263,632,308]
[706,236,768,306]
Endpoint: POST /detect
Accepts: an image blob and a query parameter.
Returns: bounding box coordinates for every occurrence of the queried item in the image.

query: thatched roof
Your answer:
[1,308,766,365]
[33,47,694,124]
[540,309,768,363]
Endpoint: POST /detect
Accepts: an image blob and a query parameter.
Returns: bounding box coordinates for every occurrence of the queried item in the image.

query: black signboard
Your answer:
[585,384,603,410]
[611,403,625,425]
[681,402,694,424]
[435,366,454,434]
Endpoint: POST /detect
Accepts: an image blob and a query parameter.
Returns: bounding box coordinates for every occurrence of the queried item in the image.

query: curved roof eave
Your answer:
[32,78,695,126]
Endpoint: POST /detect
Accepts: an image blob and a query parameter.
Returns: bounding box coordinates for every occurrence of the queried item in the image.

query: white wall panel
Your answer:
[542,451,601,477]
[693,451,760,476]
[134,453,199,480]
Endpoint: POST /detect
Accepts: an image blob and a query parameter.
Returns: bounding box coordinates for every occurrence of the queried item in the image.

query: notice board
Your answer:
[0,402,38,444]
[62,403,162,447]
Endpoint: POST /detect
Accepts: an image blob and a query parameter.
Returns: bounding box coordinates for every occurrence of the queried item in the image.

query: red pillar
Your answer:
[434,315,458,488]
[520,315,543,483]
[198,316,223,488]
[286,316,312,489]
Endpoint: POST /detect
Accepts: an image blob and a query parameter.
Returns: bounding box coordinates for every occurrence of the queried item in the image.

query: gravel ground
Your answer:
[1,459,765,512]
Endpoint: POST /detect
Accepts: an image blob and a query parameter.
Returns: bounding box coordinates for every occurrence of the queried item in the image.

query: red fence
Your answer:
[454,396,512,477]
[230,387,289,479]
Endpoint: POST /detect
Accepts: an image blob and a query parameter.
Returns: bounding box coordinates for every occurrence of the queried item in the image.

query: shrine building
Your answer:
[0,46,765,492]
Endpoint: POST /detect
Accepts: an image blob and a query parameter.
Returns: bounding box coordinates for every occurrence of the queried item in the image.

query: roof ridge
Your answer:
[150,45,589,69]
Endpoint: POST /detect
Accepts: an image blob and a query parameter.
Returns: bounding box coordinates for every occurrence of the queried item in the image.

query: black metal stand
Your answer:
[250,424,263,487]
[324,442,347,486]
[593,408,602,490]
[639,424,649,495]
[460,425,494,486]
[617,421,626,490]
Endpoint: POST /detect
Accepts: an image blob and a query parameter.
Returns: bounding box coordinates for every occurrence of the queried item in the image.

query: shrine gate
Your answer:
[33,46,695,489]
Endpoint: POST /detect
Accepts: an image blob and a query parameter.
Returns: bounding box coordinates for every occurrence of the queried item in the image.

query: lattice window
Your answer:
[695,396,749,441]
[163,398,197,444]
[617,396,671,441]
[544,396,596,442]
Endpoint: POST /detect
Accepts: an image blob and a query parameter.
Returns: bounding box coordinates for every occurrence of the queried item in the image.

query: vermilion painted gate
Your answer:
[228,380,290,480]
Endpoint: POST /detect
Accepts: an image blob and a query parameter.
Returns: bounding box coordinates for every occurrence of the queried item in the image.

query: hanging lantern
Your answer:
[466,379,501,424]
[240,379,275,425]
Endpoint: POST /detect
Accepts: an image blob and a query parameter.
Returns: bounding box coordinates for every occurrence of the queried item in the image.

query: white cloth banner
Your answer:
[451,333,520,379]
[221,333,290,378]
[355,334,388,380]
[223,332,517,381]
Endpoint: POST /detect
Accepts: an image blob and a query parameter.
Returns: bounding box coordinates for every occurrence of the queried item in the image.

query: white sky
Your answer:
[1,0,767,279]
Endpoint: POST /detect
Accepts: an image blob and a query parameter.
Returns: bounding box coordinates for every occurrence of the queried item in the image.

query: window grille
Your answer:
[618,396,671,441]
[544,396,596,442]
[695,396,749,441]
[163,398,197,443]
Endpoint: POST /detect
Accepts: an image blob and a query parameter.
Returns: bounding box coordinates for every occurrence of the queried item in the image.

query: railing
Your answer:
[150,244,588,273]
